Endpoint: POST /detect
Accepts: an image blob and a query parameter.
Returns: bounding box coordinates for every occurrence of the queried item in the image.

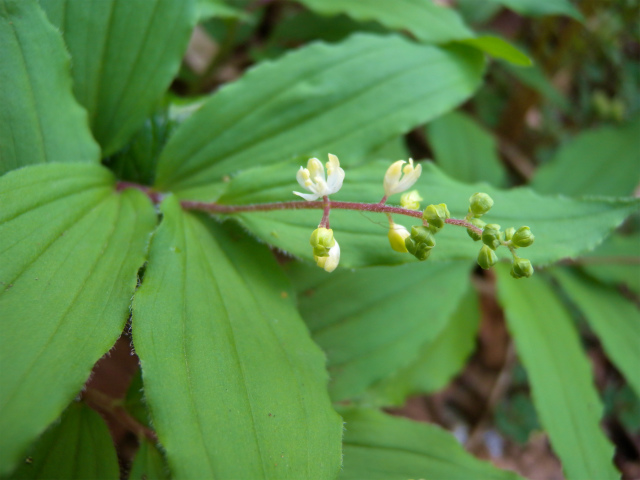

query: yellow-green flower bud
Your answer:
[467,218,486,242]
[511,258,534,279]
[388,223,410,253]
[477,245,498,269]
[468,192,494,217]
[481,224,501,250]
[410,226,436,247]
[423,203,450,233]
[413,243,432,261]
[400,190,423,210]
[309,227,335,257]
[405,226,435,260]
[504,227,515,242]
[511,226,535,248]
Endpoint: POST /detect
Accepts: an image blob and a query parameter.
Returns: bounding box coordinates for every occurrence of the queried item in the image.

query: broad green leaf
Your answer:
[131,196,342,479]
[580,232,640,295]
[456,0,501,24]
[129,439,170,480]
[292,260,471,401]
[485,0,583,21]
[0,0,99,175]
[292,0,473,44]
[198,0,247,21]
[495,267,618,480]
[106,109,177,185]
[551,267,640,397]
[532,117,640,197]
[338,407,523,480]
[426,110,507,186]
[367,135,410,162]
[293,0,530,65]
[38,0,197,156]
[0,164,156,474]
[458,36,532,66]
[219,160,639,268]
[154,34,485,199]
[270,10,388,46]
[362,287,480,407]
[7,402,119,479]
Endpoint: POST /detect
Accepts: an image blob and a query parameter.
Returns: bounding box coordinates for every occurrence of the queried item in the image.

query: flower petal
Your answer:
[326,154,345,194]
[322,241,340,272]
[296,167,312,190]
[293,190,321,201]
[383,160,406,196]
[307,158,325,181]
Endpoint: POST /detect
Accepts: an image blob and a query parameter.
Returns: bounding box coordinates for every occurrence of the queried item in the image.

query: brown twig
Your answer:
[82,388,158,443]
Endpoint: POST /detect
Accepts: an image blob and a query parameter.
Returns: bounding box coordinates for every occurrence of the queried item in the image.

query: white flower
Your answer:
[315,240,340,272]
[383,159,422,197]
[294,154,345,201]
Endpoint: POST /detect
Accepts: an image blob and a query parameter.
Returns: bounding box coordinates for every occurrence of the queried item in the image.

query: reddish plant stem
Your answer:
[319,196,331,228]
[116,181,164,204]
[116,181,483,235]
[82,388,158,443]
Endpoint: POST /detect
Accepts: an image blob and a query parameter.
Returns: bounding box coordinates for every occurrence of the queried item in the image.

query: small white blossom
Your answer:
[383,159,422,197]
[315,240,340,272]
[294,154,345,201]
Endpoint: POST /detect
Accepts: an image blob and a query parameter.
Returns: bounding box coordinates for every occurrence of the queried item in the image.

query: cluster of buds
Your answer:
[293,154,534,278]
[309,227,340,273]
[294,154,345,272]
[466,193,535,278]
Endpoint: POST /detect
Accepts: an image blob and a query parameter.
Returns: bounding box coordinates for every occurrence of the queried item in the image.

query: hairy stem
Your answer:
[116,181,483,235]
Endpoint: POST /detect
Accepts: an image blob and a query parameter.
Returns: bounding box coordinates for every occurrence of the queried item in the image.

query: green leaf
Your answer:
[220,160,639,268]
[7,402,119,479]
[154,33,485,199]
[291,260,471,402]
[551,267,640,397]
[458,36,532,66]
[485,0,583,21]
[362,287,480,407]
[495,266,618,480]
[131,196,342,479]
[129,439,170,480]
[580,232,640,295]
[198,0,247,21]
[292,0,473,44]
[0,164,157,475]
[426,110,507,186]
[37,0,197,156]
[271,10,388,46]
[105,109,177,185]
[0,0,99,175]
[338,407,523,480]
[532,117,640,197]
[292,0,531,65]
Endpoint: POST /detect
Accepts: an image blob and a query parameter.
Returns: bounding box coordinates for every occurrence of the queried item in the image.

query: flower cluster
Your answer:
[293,154,345,201]
[293,154,534,278]
[465,193,535,278]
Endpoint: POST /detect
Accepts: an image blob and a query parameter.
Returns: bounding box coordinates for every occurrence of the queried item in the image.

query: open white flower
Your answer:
[383,159,422,197]
[315,240,340,272]
[294,154,345,201]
